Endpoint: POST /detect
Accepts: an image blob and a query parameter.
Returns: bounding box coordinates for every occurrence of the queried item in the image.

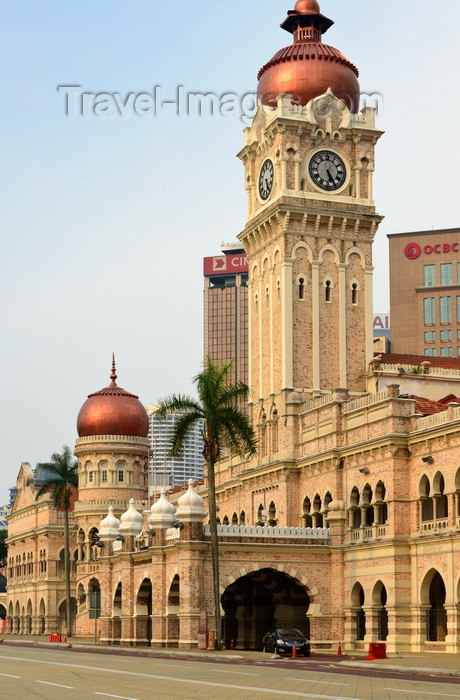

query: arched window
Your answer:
[257,504,265,525]
[268,501,277,525]
[303,497,312,527]
[260,414,268,457]
[116,460,126,483]
[325,279,332,302]
[434,473,448,519]
[223,515,229,525]
[419,475,434,522]
[313,494,323,527]
[231,512,238,525]
[271,409,279,454]
[239,510,246,526]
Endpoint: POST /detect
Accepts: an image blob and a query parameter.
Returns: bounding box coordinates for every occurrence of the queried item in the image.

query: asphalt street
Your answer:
[0,644,459,700]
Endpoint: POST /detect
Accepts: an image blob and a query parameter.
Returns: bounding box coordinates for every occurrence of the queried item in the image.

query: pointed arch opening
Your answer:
[351,582,366,641]
[167,574,180,647]
[372,581,388,641]
[422,570,447,642]
[136,578,153,645]
[221,568,310,650]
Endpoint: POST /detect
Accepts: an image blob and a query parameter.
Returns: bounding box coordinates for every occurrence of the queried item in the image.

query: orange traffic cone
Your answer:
[292,643,298,659]
[337,643,343,657]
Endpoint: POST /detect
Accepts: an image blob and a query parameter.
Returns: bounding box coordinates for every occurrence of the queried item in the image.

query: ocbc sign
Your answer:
[404,242,459,260]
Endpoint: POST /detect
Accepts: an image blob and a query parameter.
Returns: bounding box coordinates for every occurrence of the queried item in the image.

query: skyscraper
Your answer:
[203,244,249,385]
[146,404,204,494]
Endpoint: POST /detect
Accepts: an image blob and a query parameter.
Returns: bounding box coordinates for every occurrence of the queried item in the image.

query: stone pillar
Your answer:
[385,605,411,653]
[448,494,456,528]
[178,613,200,650]
[98,616,112,645]
[31,615,40,635]
[363,606,379,644]
[111,617,122,645]
[444,605,460,653]
[134,615,150,646]
[151,614,167,648]
[343,607,358,651]
[44,615,58,635]
[410,604,430,652]
[120,616,135,647]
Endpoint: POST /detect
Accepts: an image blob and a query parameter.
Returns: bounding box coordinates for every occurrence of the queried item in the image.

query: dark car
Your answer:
[263,628,310,656]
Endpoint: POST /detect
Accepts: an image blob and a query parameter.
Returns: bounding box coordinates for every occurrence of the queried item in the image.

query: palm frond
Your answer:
[218,406,258,459]
[154,395,202,419]
[168,410,204,458]
[35,446,78,509]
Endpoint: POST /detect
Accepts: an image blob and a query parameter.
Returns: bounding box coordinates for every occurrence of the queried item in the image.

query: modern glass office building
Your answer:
[146,404,204,495]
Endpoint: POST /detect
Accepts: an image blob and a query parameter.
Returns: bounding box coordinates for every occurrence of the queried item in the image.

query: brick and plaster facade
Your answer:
[5,0,460,655]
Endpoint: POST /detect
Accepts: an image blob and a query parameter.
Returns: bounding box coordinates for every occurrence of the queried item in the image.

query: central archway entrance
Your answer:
[221,568,310,650]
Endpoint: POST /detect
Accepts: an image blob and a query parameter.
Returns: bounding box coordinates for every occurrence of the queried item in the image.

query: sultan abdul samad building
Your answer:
[6,0,460,653]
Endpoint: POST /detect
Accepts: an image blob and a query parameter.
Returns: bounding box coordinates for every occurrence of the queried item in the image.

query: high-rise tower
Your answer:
[238,1,383,446]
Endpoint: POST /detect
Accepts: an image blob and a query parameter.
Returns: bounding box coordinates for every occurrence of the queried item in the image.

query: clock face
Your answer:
[308,150,347,192]
[259,159,274,201]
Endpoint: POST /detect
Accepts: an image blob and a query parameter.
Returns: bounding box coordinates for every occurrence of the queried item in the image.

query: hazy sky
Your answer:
[1,0,459,505]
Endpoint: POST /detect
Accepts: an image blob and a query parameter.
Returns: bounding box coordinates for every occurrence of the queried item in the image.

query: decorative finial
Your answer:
[110,353,117,387]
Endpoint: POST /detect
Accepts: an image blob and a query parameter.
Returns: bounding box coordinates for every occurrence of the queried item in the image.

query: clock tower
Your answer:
[237,0,384,447]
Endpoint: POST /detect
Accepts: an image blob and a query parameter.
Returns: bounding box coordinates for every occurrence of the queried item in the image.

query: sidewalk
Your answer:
[1,635,460,676]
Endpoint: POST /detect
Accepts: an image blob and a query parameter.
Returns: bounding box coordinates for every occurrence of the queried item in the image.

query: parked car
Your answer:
[263,628,310,656]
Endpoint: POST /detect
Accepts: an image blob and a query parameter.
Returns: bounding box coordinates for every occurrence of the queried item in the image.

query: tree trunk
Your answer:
[64,508,72,637]
[206,455,222,651]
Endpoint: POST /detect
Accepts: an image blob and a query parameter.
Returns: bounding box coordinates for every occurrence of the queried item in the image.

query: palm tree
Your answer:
[155,359,257,650]
[36,445,78,637]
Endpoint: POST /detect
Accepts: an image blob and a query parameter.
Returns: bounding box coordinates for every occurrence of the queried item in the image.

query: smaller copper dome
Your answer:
[295,0,320,13]
[77,356,149,439]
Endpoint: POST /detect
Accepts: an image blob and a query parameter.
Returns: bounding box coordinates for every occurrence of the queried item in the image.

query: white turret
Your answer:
[148,488,177,529]
[176,480,207,523]
[118,499,144,537]
[98,506,121,542]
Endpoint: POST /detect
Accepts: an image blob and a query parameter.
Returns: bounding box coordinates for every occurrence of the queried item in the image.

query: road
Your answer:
[0,644,459,700]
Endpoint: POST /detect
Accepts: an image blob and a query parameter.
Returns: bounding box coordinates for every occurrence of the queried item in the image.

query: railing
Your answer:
[419,518,450,533]
[203,524,329,541]
[417,406,460,430]
[379,363,460,378]
[303,394,334,413]
[76,562,100,573]
[342,390,389,414]
[75,435,149,446]
[349,525,387,542]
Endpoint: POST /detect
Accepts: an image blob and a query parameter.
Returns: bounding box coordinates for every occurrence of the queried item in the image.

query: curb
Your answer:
[0,639,247,660]
[339,660,460,677]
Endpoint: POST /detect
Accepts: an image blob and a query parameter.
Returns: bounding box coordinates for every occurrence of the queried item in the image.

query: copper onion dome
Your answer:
[257,1,360,109]
[77,356,149,438]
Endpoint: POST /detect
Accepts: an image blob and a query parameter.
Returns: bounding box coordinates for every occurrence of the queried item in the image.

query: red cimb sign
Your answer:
[203,254,248,276]
[404,242,459,259]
